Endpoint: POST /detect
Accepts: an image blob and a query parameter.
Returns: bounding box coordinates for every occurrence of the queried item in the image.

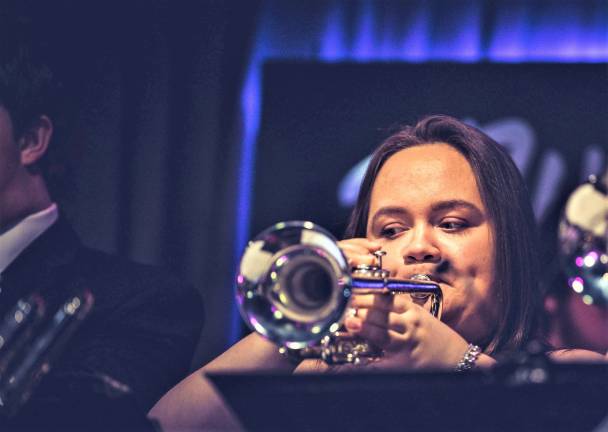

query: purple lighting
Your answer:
[320,3,346,61]
[489,2,608,61]
[351,1,375,61]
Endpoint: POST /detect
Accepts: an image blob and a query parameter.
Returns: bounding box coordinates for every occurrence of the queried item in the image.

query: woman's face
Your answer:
[366,143,498,345]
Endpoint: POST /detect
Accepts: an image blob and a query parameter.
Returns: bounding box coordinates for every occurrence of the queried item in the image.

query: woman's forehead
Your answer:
[370,143,485,211]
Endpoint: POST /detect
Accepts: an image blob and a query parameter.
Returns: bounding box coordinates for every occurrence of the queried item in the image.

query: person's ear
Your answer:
[18,115,53,166]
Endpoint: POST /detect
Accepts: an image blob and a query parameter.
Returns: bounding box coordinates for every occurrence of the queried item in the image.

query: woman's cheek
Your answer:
[382,247,403,274]
[442,237,483,276]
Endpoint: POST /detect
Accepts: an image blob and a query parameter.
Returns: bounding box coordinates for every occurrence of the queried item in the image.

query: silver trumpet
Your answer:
[559,172,608,305]
[236,221,442,364]
[0,289,94,417]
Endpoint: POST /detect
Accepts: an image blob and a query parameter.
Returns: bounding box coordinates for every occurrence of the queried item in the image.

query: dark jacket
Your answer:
[0,216,204,428]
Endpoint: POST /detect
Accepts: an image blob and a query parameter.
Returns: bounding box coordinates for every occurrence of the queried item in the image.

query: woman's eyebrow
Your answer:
[369,206,409,226]
[431,199,482,215]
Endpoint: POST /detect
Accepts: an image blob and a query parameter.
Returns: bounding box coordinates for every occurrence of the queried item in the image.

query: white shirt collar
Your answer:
[0,204,59,273]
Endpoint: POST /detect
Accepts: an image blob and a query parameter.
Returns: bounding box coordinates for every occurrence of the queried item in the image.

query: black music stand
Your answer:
[208,363,608,432]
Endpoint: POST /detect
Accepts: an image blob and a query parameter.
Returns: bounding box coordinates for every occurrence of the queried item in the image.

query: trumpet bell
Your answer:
[236,221,351,349]
[559,174,608,305]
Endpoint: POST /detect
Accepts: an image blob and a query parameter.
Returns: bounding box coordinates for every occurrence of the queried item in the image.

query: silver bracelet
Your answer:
[455,343,482,372]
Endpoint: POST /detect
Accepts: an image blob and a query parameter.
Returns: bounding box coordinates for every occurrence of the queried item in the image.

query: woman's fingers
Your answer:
[345,308,407,334]
[344,313,415,351]
[344,315,391,347]
[350,293,414,314]
[338,238,382,267]
[344,294,425,351]
[338,238,382,251]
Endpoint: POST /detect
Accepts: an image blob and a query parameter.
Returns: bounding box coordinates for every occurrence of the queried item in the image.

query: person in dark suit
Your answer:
[0,16,204,431]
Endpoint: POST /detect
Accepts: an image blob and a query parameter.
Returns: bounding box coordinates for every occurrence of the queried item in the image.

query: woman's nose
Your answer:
[401,226,441,264]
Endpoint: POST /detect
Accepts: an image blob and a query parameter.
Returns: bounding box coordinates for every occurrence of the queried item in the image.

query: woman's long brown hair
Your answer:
[345,115,541,355]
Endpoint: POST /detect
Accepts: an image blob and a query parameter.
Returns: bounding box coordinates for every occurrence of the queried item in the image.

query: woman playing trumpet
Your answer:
[149,115,606,431]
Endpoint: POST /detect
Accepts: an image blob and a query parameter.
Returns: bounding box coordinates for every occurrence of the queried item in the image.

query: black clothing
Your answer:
[0,217,204,426]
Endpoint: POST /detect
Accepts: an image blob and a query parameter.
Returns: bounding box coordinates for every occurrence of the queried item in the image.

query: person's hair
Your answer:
[345,115,541,355]
[0,47,55,141]
[0,6,67,196]
[0,2,57,138]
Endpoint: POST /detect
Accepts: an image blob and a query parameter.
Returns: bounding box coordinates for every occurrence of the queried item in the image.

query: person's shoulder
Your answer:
[74,246,202,313]
[44,217,182,290]
[79,246,179,284]
[549,348,608,363]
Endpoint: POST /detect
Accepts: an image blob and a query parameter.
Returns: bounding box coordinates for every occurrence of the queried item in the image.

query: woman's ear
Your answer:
[19,115,53,166]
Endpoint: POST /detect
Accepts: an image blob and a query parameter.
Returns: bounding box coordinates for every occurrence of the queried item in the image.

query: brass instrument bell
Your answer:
[236,221,442,364]
[559,173,608,306]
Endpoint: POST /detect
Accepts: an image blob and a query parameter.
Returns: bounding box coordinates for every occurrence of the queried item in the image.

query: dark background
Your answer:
[2,0,607,368]
[254,62,607,241]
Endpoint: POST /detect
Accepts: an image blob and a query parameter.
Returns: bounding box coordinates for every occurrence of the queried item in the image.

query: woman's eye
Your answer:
[379,225,405,238]
[439,219,468,231]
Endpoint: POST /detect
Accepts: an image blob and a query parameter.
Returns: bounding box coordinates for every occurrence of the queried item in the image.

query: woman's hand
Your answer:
[337,238,495,371]
[344,292,470,370]
[337,238,382,268]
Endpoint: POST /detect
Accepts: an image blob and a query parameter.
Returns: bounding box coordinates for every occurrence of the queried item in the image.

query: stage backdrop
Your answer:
[252,62,607,273]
